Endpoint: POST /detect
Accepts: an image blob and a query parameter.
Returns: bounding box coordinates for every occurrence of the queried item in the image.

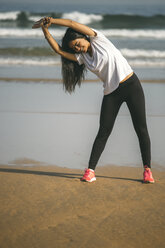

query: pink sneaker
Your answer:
[143,167,155,183]
[81,169,96,182]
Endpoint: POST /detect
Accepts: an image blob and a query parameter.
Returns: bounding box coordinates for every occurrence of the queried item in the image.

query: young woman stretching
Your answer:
[32,17,155,183]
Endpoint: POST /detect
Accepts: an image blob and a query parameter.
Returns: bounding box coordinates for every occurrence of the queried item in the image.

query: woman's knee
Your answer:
[97,125,112,139]
[135,125,150,140]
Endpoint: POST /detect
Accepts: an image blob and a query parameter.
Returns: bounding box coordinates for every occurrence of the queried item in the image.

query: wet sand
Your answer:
[1,77,165,83]
[0,164,165,248]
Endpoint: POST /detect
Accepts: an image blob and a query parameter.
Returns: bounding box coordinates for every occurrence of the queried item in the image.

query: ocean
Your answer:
[0,3,165,169]
[0,3,165,74]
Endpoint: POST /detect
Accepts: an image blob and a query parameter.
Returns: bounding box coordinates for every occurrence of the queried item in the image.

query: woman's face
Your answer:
[69,38,90,53]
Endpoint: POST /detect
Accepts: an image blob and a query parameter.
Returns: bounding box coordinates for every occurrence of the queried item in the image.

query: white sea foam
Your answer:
[0,11,19,20]
[62,11,103,25]
[100,29,165,39]
[121,49,165,58]
[0,11,42,21]
[129,59,165,67]
[0,56,164,68]
[0,28,65,38]
[0,27,165,39]
[0,57,60,66]
[0,10,103,24]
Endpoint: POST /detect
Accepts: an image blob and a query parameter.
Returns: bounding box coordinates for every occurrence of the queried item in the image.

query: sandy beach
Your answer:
[0,164,165,248]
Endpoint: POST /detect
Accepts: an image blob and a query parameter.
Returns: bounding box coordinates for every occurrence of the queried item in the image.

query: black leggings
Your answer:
[88,73,151,170]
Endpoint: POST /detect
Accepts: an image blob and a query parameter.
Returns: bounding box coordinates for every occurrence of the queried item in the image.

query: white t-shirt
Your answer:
[75,29,133,95]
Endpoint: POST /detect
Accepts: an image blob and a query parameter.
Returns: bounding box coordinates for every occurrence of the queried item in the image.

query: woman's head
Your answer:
[61,28,89,93]
[62,28,90,54]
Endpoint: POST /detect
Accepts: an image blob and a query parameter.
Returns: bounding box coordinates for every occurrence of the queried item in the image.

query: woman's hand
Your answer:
[32,17,52,29]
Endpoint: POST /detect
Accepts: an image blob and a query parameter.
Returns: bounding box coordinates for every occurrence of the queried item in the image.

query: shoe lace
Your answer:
[84,169,94,178]
[84,169,90,176]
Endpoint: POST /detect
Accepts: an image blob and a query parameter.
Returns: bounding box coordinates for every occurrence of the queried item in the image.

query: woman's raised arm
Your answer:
[32,17,96,37]
[42,25,77,61]
[32,18,77,61]
[51,18,96,37]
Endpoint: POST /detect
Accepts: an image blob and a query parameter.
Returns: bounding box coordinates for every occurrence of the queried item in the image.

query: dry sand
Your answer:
[0,164,165,248]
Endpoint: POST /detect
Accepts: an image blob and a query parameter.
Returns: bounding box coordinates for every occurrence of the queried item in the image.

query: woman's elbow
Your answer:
[57,48,66,57]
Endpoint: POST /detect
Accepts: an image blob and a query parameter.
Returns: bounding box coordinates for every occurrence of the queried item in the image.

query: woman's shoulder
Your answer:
[89,29,103,38]
[89,29,110,46]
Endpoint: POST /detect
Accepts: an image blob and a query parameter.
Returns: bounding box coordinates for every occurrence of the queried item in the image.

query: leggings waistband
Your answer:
[120,72,134,84]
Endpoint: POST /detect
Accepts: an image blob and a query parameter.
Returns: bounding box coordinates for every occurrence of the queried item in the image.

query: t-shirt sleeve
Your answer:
[90,28,106,40]
[75,53,84,65]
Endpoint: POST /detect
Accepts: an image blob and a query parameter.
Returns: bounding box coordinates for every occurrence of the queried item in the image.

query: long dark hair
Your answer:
[61,28,89,93]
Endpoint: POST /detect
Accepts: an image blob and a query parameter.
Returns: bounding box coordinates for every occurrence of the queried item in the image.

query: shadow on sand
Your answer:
[0,167,142,183]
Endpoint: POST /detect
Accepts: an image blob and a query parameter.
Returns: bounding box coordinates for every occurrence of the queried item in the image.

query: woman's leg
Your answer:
[88,90,123,170]
[126,74,151,168]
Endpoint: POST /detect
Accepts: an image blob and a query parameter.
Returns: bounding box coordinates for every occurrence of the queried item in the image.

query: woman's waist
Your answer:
[120,72,134,84]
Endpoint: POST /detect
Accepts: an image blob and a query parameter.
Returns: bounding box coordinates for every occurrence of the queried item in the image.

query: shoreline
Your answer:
[1,161,165,171]
[0,164,165,248]
[1,77,165,83]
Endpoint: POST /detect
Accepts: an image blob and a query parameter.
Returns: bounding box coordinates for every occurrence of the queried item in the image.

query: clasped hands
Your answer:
[32,17,52,29]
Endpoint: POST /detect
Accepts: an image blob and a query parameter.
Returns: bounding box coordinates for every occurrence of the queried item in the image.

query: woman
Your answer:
[32,17,155,183]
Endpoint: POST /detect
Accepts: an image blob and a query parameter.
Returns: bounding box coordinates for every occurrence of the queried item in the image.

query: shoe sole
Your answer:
[81,177,96,182]
[143,180,155,183]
